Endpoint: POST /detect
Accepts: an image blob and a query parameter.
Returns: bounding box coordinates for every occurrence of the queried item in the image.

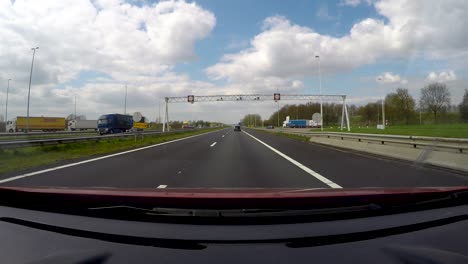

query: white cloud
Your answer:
[0,0,218,121]
[376,72,407,84]
[0,0,215,84]
[339,0,364,7]
[427,71,457,82]
[206,0,468,84]
[339,0,374,7]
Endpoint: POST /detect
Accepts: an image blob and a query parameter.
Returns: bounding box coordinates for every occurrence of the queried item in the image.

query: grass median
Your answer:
[0,128,222,175]
[316,123,468,138]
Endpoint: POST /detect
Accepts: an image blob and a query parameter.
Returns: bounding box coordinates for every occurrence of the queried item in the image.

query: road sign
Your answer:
[312,113,322,123]
[274,93,280,101]
[187,95,195,103]
[133,122,148,129]
[132,112,143,122]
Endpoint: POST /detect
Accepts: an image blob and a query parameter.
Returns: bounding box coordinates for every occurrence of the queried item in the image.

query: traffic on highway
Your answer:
[1,0,468,263]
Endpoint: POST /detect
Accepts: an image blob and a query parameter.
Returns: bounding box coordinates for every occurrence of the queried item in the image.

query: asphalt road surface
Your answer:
[1,128,468,189]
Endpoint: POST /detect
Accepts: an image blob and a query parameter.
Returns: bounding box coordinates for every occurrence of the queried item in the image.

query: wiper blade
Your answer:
[407,190,468,207]
[88,204,382,218]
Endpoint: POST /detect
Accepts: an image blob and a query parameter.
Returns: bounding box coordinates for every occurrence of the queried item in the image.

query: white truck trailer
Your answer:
[67,120,98,131]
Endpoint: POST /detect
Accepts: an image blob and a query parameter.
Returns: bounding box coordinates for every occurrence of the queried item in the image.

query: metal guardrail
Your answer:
[275,130,468,153]
[0,129,188,149]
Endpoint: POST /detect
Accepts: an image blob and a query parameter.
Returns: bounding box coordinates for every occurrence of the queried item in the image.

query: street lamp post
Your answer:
[276,87,280,127]
[315,55,323,131]
[277,102,280,127]
[26,47,39,133]
[124,84,127,114]
[158,97,161,124]
[377,77,386,129]
[74,95,77,119]
[382,98,385,129]
[5,78,11,123]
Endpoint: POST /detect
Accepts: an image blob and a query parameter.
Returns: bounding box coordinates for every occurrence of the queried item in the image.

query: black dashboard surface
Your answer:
[1,204,468,263]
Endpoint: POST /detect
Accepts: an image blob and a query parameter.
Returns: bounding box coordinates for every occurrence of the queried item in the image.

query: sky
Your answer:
[0,0,467,123]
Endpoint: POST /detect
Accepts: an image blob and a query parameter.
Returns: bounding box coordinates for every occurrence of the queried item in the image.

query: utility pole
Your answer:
[5,78,11,122]
[124,84,127,114]
[316,55,323,131]
[74,95,77,119]
[26,47,39,133]
[377,100,380,126]
[158,98,161,124]
[277,102,280,127]
[382,98,385,129]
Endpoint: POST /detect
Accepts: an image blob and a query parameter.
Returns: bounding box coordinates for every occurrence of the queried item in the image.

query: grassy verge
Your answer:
[0,128,221,175]
[254,129,310,142]
[0,132,100,141]
[316,123,468,138]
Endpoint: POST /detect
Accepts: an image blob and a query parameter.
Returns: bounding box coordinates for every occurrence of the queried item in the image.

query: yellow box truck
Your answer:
[6,116,66,132]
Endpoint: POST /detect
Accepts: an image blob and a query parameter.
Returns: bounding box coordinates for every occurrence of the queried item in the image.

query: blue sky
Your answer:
[176,0,381,81]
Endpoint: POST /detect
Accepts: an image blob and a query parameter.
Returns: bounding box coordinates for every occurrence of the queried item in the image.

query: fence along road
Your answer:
[0,129,190,149]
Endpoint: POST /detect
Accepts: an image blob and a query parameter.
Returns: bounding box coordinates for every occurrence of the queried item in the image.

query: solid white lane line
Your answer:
[210,142,217,147]
[157,185,168,189]
[0,130,221,184]
[242,130,342,189]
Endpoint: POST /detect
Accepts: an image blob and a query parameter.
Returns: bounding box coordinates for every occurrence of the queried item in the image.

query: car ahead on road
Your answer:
[234,125,241,131]
[266,125,274,129]
[1,186,468,263]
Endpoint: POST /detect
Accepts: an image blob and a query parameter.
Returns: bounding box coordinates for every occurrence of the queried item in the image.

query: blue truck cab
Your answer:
[98,114,133,135]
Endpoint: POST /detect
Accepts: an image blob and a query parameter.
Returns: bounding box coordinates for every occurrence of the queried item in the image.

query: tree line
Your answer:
[242,82,468,127]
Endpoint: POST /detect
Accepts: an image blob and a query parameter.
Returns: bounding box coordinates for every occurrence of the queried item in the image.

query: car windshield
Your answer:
[0,0,468,211]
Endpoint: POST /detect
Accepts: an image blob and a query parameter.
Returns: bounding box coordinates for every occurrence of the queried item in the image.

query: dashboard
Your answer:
[1,204,467,263]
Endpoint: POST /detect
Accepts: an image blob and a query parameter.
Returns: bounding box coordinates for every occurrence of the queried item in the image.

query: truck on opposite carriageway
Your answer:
[97,114,133,135]
[6,116,66,132]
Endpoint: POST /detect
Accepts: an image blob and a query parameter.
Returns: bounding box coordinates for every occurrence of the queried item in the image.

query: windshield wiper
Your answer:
[81,190,468,224]
[88,204,382,218]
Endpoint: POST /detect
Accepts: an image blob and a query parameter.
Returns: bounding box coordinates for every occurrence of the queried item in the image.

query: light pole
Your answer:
[377,77,383,127]
[315,55,323,131]
[158,97,161,124]
[124,84,127,114]
[5,78,11,123]
[74,94,77,119]
[277,101,280,127]
[26,47,39,133]
[276,87,280,127]
[382,97,385,129]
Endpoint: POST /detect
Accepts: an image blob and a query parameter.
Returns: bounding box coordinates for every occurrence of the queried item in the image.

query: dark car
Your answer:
[234,125,241,131]
[266,125,274,129]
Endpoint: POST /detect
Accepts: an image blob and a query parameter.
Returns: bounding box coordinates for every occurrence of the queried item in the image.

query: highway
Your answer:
[1,128,468,189]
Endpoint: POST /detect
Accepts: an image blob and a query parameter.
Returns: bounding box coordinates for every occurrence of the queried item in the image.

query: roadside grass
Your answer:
[274,132,310,142]
[0,132,99,142]
[0,128,221,175]
[254,129,310,142]
[316,123,468,138]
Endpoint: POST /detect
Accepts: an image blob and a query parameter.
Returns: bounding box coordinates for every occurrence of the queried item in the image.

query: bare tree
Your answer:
[420,83,451,122]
